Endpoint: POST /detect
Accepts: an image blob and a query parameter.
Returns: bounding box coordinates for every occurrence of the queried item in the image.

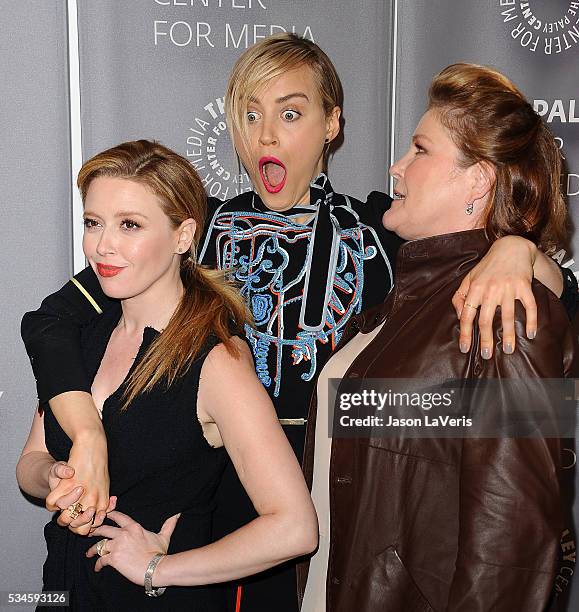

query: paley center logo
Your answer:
[499,1,579,54]
[534,97,579,281]
[185,96,252,201]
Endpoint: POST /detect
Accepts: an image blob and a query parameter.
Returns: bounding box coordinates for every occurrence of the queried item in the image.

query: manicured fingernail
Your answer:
[460,342,469,353]
[481,347,491,360]
[503,342,513,355]
[457,310,462,319]
[76,487,83,493]
[528,330,536,339]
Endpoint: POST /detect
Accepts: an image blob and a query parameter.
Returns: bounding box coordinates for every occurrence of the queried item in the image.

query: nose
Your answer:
[389,150,409,181]
[95,227,116,257]
[258,116,278,147]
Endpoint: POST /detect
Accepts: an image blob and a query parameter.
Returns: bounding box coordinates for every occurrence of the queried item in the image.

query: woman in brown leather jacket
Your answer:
[300,64,576,612]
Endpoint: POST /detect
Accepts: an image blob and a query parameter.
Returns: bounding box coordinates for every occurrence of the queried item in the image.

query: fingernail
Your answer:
[481,347,491,360]
[460,342,469,353]
[528,330,536,340]
[76,487,84,493]
[457,309,462,319]
[503,342,513,355]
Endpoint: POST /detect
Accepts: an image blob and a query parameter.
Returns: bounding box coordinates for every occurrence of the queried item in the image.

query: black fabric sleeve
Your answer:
[360,191,405,270]
[198,196,225,267]
[21,266,119,403]
[559,265,578,321]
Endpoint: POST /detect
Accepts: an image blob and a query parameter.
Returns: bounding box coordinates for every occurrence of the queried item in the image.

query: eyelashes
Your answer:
[282,110,300,121]
[83,217,99,229]
[120,219,141,230]
[246,109,302,123]
[83,218,141,231]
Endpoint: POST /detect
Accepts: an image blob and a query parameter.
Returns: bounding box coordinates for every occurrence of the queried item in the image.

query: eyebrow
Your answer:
[248,92,310,105]
[83,210,149,219]
[275,92,310,104]
[412,133,433,144]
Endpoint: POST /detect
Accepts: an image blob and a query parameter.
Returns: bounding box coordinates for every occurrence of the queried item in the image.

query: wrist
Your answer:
[151,553,171,588]
[145,553,168,596]
[525,238,538,268]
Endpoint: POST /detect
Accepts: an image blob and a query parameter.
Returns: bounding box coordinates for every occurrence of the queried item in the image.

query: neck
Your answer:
[119,266,183,334]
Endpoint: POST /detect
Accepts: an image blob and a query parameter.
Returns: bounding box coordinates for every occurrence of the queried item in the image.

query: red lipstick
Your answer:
[97,263,124,277]
[259,157,287,194]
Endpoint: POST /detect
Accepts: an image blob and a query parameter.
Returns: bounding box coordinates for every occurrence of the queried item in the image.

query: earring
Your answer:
[465,201,474,215]
[187,241,197,266]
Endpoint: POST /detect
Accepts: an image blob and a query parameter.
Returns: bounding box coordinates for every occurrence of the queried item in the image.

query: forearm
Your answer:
[155,511,316,587]
[534,249,564,296]
[49,391,104,441]
[16,451,54,499]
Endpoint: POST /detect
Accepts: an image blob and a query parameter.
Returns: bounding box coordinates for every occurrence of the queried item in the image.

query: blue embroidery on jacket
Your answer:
[205,208,376,396]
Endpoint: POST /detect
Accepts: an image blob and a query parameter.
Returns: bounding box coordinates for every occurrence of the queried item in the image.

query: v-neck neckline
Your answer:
[88,309,160,418]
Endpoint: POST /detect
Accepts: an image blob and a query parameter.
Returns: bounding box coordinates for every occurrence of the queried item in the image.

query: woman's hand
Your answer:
[453,236,538,359]
[86,511,180,585]
[46,461,85,517]
[48,432,110,535]
[46,460,116,532]
[45,393,111,535]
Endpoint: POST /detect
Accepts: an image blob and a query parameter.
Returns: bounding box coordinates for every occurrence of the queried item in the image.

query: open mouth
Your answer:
[259,157,287,194]
[392,189,406,201]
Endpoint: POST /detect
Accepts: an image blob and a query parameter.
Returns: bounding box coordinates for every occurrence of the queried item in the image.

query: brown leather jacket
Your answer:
[298,229,577,612]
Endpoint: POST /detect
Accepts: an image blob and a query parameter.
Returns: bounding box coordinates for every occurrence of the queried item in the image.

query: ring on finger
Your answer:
[67,502,84,520]
[463,302,478,310]
[455,290,467,299]
[95,538,110,557]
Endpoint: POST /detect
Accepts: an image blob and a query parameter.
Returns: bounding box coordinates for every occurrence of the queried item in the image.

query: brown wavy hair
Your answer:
[428,63,566,254]
[78,140,251,409]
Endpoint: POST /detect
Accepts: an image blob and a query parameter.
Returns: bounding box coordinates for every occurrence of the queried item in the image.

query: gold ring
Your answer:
[463,302,478,310]
[455,290,467,299]
[95,538,110,557]
[67,502,83,520]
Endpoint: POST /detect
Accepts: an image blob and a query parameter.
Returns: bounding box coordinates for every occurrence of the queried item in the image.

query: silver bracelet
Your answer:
[144,553,167,597]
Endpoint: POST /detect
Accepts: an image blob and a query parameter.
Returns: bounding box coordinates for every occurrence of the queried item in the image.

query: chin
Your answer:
[98,284,134,301]
[257,189,296,212]
[381,210,401,233]
[93,276,135,300]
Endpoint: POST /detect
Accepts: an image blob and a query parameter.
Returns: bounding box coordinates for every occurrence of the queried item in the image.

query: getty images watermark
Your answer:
[328,378,577,438]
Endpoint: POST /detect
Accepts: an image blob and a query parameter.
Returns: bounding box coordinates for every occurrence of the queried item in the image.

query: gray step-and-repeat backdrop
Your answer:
[0,2,72,610]
[1,1,578,610]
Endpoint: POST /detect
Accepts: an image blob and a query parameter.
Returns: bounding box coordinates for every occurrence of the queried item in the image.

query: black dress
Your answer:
[39,307,228,611]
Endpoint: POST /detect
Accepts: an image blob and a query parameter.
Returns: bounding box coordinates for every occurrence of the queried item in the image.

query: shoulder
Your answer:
[198,336,267,420]
[203,336,254,373]
[206,196,222,214]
